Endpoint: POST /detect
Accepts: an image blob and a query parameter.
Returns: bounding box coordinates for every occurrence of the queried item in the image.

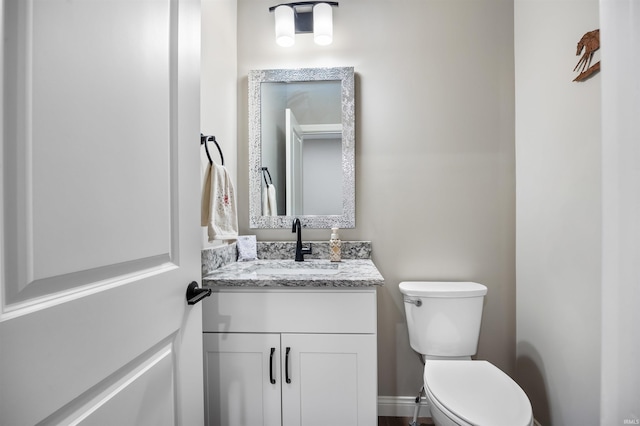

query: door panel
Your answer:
[50,343,176,426]
[281,334,377,426]
[299,351,358,424]
[203,333,282,426]
[3,0,174,306]
[0,1,203,425]
[285,108,303,216]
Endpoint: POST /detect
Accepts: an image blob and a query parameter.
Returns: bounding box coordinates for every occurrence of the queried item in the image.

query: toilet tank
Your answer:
[399,282,487,357]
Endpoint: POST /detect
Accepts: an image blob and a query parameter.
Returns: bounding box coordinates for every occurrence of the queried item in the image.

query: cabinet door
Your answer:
[203,333,282,426]
[281,334,377,426]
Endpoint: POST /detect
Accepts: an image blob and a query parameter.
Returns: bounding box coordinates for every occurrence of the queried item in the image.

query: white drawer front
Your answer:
[202,288,377,334]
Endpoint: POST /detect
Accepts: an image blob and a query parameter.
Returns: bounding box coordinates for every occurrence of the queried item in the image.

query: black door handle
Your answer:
[186,281,211,305]
[285,347,291,384]
[270,347,276,384]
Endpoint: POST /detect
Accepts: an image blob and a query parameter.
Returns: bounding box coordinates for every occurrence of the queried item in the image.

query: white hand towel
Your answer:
[262,183,278,216]
[201,162,238,242]
[262,186,270,216]
[267,184,278,215]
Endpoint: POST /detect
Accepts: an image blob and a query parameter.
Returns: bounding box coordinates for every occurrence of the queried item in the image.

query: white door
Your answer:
[203,333,282,426]
[0,1,203,425]
[285,109,304,216]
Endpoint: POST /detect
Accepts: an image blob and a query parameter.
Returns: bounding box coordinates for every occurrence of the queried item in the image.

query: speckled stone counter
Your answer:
[201,241,373,277]
[202,259,384,288]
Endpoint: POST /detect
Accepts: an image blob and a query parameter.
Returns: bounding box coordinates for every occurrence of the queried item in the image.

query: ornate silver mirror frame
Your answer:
[248,67,355,228]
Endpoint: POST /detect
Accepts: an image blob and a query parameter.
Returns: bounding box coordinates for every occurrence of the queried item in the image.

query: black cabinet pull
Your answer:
[285,347,291,384]
[269,347,276,384]
[186,281,211,305]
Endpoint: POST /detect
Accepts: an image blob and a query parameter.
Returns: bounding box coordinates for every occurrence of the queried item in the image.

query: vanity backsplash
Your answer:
[202,241,373,276]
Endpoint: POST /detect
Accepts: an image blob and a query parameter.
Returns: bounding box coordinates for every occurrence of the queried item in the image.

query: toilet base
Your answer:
[409,386,424,426]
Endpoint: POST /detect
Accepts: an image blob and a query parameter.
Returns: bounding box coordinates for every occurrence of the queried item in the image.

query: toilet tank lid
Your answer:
[399,281,487,298]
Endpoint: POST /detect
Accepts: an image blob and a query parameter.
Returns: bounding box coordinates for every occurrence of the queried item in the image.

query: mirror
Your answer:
[248,67,355,228]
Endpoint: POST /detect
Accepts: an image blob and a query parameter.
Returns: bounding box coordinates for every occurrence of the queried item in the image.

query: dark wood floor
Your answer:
[378,417,434,426]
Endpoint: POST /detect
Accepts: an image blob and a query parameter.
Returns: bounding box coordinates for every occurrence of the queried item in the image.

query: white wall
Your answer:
[515,1,601,424]
[201,0,237,248]
[600,0,640,423]
[236,0,515,401]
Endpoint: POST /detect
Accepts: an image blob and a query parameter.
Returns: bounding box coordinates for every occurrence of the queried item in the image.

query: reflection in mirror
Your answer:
[249,67,355,228]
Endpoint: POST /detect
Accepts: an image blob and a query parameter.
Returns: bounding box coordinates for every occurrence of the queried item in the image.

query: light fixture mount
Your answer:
[269,1,338,35]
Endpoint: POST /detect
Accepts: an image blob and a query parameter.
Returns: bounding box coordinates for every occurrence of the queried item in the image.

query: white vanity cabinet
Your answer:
[202,288,378,426]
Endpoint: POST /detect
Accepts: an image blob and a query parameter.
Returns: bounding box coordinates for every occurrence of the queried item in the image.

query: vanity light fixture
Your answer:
[274,5,295,47]
[269,1,338,47]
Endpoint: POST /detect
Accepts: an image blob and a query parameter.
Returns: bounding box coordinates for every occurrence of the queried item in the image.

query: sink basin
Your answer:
[251,263,340,276]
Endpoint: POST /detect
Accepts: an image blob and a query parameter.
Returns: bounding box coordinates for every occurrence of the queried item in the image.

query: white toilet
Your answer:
[399,281,533,426]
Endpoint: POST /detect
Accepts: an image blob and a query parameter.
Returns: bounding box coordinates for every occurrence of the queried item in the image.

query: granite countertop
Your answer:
[202,259,384,288]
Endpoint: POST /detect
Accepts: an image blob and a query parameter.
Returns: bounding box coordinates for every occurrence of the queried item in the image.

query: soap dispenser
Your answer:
[329,227,342,262]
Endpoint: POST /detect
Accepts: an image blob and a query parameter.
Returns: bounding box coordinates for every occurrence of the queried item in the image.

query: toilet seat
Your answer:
[424,360,533,426]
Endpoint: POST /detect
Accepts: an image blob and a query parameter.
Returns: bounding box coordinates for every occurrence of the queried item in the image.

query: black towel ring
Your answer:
[200,133,224,166]
[261,167,273,187]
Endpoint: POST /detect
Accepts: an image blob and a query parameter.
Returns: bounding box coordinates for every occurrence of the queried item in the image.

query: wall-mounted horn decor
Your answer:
[573,29,600,82]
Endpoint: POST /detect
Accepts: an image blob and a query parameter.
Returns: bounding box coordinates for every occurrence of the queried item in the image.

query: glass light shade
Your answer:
[275,5,295,47]
[313,3,333,45]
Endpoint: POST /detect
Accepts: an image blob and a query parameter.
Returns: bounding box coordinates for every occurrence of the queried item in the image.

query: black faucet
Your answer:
[292,218,312,261]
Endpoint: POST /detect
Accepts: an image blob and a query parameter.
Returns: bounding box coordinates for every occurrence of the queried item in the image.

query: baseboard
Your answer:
[378,396,431,418]
[378,396,540,425]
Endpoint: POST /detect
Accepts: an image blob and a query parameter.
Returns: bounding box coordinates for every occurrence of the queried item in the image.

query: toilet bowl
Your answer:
[424,360,533,426]
[398,281,533,426]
